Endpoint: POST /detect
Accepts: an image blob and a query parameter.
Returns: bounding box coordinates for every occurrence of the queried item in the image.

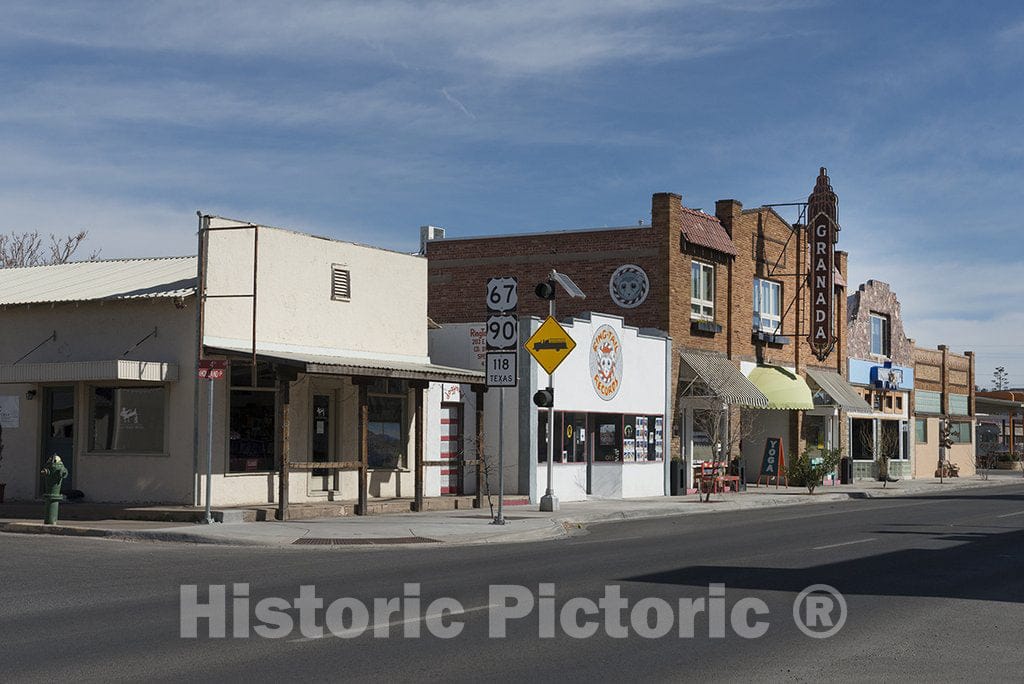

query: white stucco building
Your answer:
[430,312,672,503]
[0,216,484,515]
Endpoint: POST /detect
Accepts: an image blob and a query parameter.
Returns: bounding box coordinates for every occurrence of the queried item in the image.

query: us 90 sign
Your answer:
[486,314,518,349]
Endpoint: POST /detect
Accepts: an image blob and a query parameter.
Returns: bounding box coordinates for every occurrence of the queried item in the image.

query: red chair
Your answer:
[698,461,721,495]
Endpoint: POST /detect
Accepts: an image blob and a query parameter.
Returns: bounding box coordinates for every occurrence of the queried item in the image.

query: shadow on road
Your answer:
[621,524,1024,604]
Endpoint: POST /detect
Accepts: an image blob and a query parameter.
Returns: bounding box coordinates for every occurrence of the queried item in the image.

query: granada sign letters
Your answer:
[808,212,836,361]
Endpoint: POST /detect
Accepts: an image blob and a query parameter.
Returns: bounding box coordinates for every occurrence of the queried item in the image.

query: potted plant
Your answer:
[786,447,842,495]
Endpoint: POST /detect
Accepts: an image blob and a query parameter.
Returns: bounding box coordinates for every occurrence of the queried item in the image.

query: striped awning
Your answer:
[804,367,872,413]
[0,360,177,384]
[680,351,769,408]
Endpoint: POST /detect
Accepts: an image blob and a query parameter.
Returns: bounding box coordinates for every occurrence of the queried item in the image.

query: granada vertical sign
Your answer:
[808,211,836,360]
[806,167,839,362]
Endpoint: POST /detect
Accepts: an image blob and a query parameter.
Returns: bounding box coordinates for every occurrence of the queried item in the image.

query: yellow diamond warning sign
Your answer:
[525,316,576,375]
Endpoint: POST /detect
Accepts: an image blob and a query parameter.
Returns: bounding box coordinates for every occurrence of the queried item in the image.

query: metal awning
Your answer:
[680,350,769,408]
[747,365,815,410]
[0,360,178,384]
[804,367,872,413]
[207,346,485,385]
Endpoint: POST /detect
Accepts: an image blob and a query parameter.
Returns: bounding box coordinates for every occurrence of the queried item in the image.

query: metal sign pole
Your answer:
[540,295,559,512]
[494,388,506,525]
[204,376,214,524]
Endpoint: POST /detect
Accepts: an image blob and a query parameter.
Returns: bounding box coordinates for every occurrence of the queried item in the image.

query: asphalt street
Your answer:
[3,484,1024,683]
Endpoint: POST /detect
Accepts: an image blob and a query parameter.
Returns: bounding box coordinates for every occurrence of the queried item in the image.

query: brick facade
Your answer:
[426,170,852,464]
[912,344,976,477]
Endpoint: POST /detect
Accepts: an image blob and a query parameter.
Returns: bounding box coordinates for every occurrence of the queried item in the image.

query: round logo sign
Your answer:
[590,324,623,400]
[609,264,649,309]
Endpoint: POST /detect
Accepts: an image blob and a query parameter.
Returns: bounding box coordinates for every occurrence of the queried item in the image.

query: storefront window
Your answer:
[915,418,927,443]
[802,415,826,455]
[851,418,874,461]
[368,380,407,469]
[949,421,972,444]
[90,387,165,453]
[229,390,275,472]
[538,411,665,463]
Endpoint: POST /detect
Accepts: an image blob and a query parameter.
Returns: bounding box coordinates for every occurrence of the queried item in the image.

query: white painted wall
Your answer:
[0,298,196,503]
[204,220,429,362]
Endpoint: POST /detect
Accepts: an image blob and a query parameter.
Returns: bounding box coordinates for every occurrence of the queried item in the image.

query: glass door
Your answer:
[42,387,75,494]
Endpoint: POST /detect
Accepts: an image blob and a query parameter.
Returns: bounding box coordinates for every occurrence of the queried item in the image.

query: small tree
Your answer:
[787,446,842,494]
[992,366,1009,392]
[858,421,901,487]
[0,229,99,268]
[692,407,755,502]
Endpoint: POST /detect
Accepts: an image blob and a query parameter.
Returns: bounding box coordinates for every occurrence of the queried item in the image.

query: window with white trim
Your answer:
[690,261,715,321]
[870,313,890,357]
[753,278,781,333]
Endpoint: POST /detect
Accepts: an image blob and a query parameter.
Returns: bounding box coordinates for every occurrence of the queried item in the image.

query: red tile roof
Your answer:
[680,206,738,256]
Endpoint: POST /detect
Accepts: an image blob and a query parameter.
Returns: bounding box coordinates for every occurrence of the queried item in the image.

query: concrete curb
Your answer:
[2,477,1017,548]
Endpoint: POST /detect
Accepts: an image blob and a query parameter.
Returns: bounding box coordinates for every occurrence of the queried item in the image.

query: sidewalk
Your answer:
[2,474,1020,548]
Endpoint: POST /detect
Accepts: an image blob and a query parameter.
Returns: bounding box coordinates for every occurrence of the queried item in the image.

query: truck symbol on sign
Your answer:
[533,338,568,352]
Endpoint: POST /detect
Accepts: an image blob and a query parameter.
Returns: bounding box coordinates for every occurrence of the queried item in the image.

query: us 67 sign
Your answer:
[486,277,518,312]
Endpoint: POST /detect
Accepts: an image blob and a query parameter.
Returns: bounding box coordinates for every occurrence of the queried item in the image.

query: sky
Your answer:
[1,0,1022,386]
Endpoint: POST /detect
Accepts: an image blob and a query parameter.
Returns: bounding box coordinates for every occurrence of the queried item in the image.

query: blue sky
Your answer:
[2,0,1022,386]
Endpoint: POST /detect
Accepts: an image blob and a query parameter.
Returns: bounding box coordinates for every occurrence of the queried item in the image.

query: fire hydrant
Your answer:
[40,454,68,525]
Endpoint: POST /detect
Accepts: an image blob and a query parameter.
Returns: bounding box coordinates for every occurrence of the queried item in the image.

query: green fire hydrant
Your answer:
[41,454,68,525]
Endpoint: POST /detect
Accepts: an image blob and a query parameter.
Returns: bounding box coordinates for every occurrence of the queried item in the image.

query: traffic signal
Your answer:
[533,388,554,408]
[940,420,954,449]
[535,280,556,300]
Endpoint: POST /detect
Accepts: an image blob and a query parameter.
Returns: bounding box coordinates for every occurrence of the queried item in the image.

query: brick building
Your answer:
[846,280,914,479]
[912,344,976,477]
[426,168,864,491]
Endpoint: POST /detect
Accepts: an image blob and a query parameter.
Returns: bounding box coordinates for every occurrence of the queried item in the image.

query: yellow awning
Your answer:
[747,366,815,410]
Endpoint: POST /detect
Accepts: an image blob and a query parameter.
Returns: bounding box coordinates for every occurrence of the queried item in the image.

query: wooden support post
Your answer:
[276,372,292,521]
[412,381,427,512]
[358,380,369,516]
[474,385,485,508]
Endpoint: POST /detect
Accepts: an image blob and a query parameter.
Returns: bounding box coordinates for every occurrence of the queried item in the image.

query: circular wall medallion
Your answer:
[609,264,650,308]
[590,324,623,401]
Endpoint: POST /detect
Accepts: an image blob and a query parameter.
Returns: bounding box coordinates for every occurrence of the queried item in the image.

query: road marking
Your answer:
[288,603,496,642]
[996,510,1024,519]
[813,538,876,550]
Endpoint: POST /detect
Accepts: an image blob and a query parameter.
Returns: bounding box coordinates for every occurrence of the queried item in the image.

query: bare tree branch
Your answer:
[0,229,99,268]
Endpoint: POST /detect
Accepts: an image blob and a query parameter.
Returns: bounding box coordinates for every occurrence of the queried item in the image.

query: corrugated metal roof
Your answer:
[680,350,769,408]
[680,207,738,257]
[0,257,196,305]
[804,367,871,413]
[207,346,486,385]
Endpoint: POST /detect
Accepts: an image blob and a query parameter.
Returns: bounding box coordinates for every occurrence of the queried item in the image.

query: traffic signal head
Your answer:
[535,281,556,300]
[533,388,554,408]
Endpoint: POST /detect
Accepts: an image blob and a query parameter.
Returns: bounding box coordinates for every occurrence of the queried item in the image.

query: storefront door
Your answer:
[41,386,75,494]
[311,393,333,492]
